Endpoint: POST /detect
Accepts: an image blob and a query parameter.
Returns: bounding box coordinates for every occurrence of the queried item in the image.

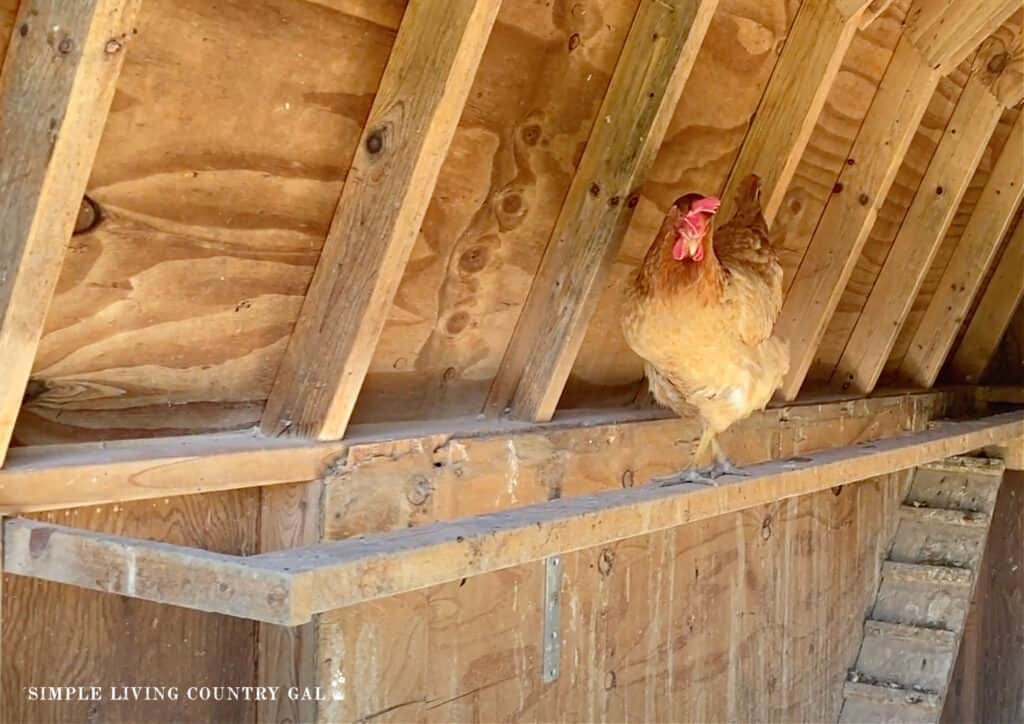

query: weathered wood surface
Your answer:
[860,0,897,28]
[319,474,908,722]
[718,0,863,224]
[900,112,1024,387]
[261,0,501,440]
[485,0,719,422]
[2,490,260,723]
[5,411,1022,625]
[0,388,974,513]
[942,472,1024,724]
[775,35,940,400]
[830,74,1003,394]
[949,220,1024,383]
[0,0,141,463]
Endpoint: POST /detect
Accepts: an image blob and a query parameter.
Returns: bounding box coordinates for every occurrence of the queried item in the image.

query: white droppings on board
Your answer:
[505,440,520,503]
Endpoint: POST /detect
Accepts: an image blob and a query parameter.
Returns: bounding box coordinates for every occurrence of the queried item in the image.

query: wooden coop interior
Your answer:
[1,0,1024,722]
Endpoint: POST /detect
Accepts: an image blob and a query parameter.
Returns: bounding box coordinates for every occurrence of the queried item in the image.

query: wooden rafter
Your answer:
[949,220,1024,383]
[908,0,1020,73]
[260,0,502,440]
[5,410,1024,625]
[485,0,720,422]
[859,0,898,29]
[900,113,1024,388]
[775,35,941,401]
[0,0,141,465]
[719,0,868,224]
[0,387,983,514]
[830,74,1005,394]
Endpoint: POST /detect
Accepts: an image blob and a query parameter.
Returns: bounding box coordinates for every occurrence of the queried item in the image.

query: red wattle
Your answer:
[692,244,704,262]
[673,239,686,261]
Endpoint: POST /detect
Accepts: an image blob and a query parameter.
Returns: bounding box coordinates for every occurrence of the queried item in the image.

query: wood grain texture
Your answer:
[885,107,1021,381]
[775,35,940,400]
[257,481,323,723]
[0,0,16,62]
[0,388,973,514]
[949,220,1024,383]
[942,472,1024,724]
[261,0,502,440]
[719,0,862,224]
[829,74,1003,394]
[860,0,896,28]
[485,0,720,422]
[13,0,404,445]
[973,9,1024,107]
[809,59,968,387]
[565,0,807,409]
[899,112,1024,388]
[11,410,1019,625]
[908,0,1020,73]
[0,0,141,463]
[323,474,906,722]
[2,491,259,723]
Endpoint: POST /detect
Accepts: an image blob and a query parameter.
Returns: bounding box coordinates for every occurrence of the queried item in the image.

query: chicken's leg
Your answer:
[707,436,748,478]
[650,427,748,487]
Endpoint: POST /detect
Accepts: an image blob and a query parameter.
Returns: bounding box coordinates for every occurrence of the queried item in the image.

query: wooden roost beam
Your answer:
[485,0,720,422]
[829,72,1007,395]
[949,220,1024,383]
[859,0,898,29]
[719,0,870,224]
[260,0,501,440]
[0,0,141,466]
[5,410,1024,625]
[775,35,942,401]
[900,113,1024,388]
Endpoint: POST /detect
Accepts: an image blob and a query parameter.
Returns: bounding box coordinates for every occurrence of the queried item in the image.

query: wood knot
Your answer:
[761,516,773,540]
[988,52,1009,74]
[520,123,542,146]
[446,310,470,335]
[627,194,640,208]
[105,38,123,54]
[57,37,73,55]
[458,245,489,273]
[597,548,615,577]
[858,193,870,206]
[935,186,944,196]
[832,182,844,194]
[568,32,581,51]
[406,476,434,506]
[620,469,635,488]
[589,182,601,196]
[365,130,385,154]
[74,196,101,234]
[608,195,620,207]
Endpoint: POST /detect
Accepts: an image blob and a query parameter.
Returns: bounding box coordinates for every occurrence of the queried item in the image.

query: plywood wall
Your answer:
[317,472,909,723]
[1,489,260,723]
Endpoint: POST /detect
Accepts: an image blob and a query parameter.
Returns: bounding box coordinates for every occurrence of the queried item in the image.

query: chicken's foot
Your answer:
[648,435,748,487]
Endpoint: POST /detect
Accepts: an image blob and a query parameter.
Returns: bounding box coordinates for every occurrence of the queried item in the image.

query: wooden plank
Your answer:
[719,0,864,224]
[5,411,1022,625]
[484,0,720,422]
[260,0,502,440]
[860,0,897,29]
[257,482,323,723]
[830,75,1004,394]
[775,36,941,401]
[0,0,142,464]
[0,388,976,514]
[908,0,1020,73]
[900,114,1024,388]
[972,9,1024,108]
[833,0,875,18]
[949,221,1024,383]
[3,491,260,723]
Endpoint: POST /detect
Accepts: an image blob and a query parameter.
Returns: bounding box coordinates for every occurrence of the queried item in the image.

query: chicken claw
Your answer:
[650,468,719,488]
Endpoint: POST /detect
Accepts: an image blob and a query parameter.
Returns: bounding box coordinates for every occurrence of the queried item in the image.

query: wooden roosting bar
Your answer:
[0,0,1022,721]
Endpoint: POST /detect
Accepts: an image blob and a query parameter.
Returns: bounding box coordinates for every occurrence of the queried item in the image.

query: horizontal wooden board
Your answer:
[0,388,979,513]
[5,410,1022,624]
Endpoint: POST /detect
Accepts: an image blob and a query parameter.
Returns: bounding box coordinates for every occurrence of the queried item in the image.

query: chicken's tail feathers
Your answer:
[735,174,762,209]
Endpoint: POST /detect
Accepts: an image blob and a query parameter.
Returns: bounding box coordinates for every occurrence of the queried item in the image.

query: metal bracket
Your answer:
[542,555,562,683]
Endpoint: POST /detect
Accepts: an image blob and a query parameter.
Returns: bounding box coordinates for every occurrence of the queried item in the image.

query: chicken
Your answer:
[622,174,789,485]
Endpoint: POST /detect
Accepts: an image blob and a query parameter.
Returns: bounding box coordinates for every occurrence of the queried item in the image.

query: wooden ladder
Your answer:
[838,456,1005,723]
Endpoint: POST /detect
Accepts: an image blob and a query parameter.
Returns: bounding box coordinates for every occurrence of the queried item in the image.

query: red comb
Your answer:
[690,196,721,215]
